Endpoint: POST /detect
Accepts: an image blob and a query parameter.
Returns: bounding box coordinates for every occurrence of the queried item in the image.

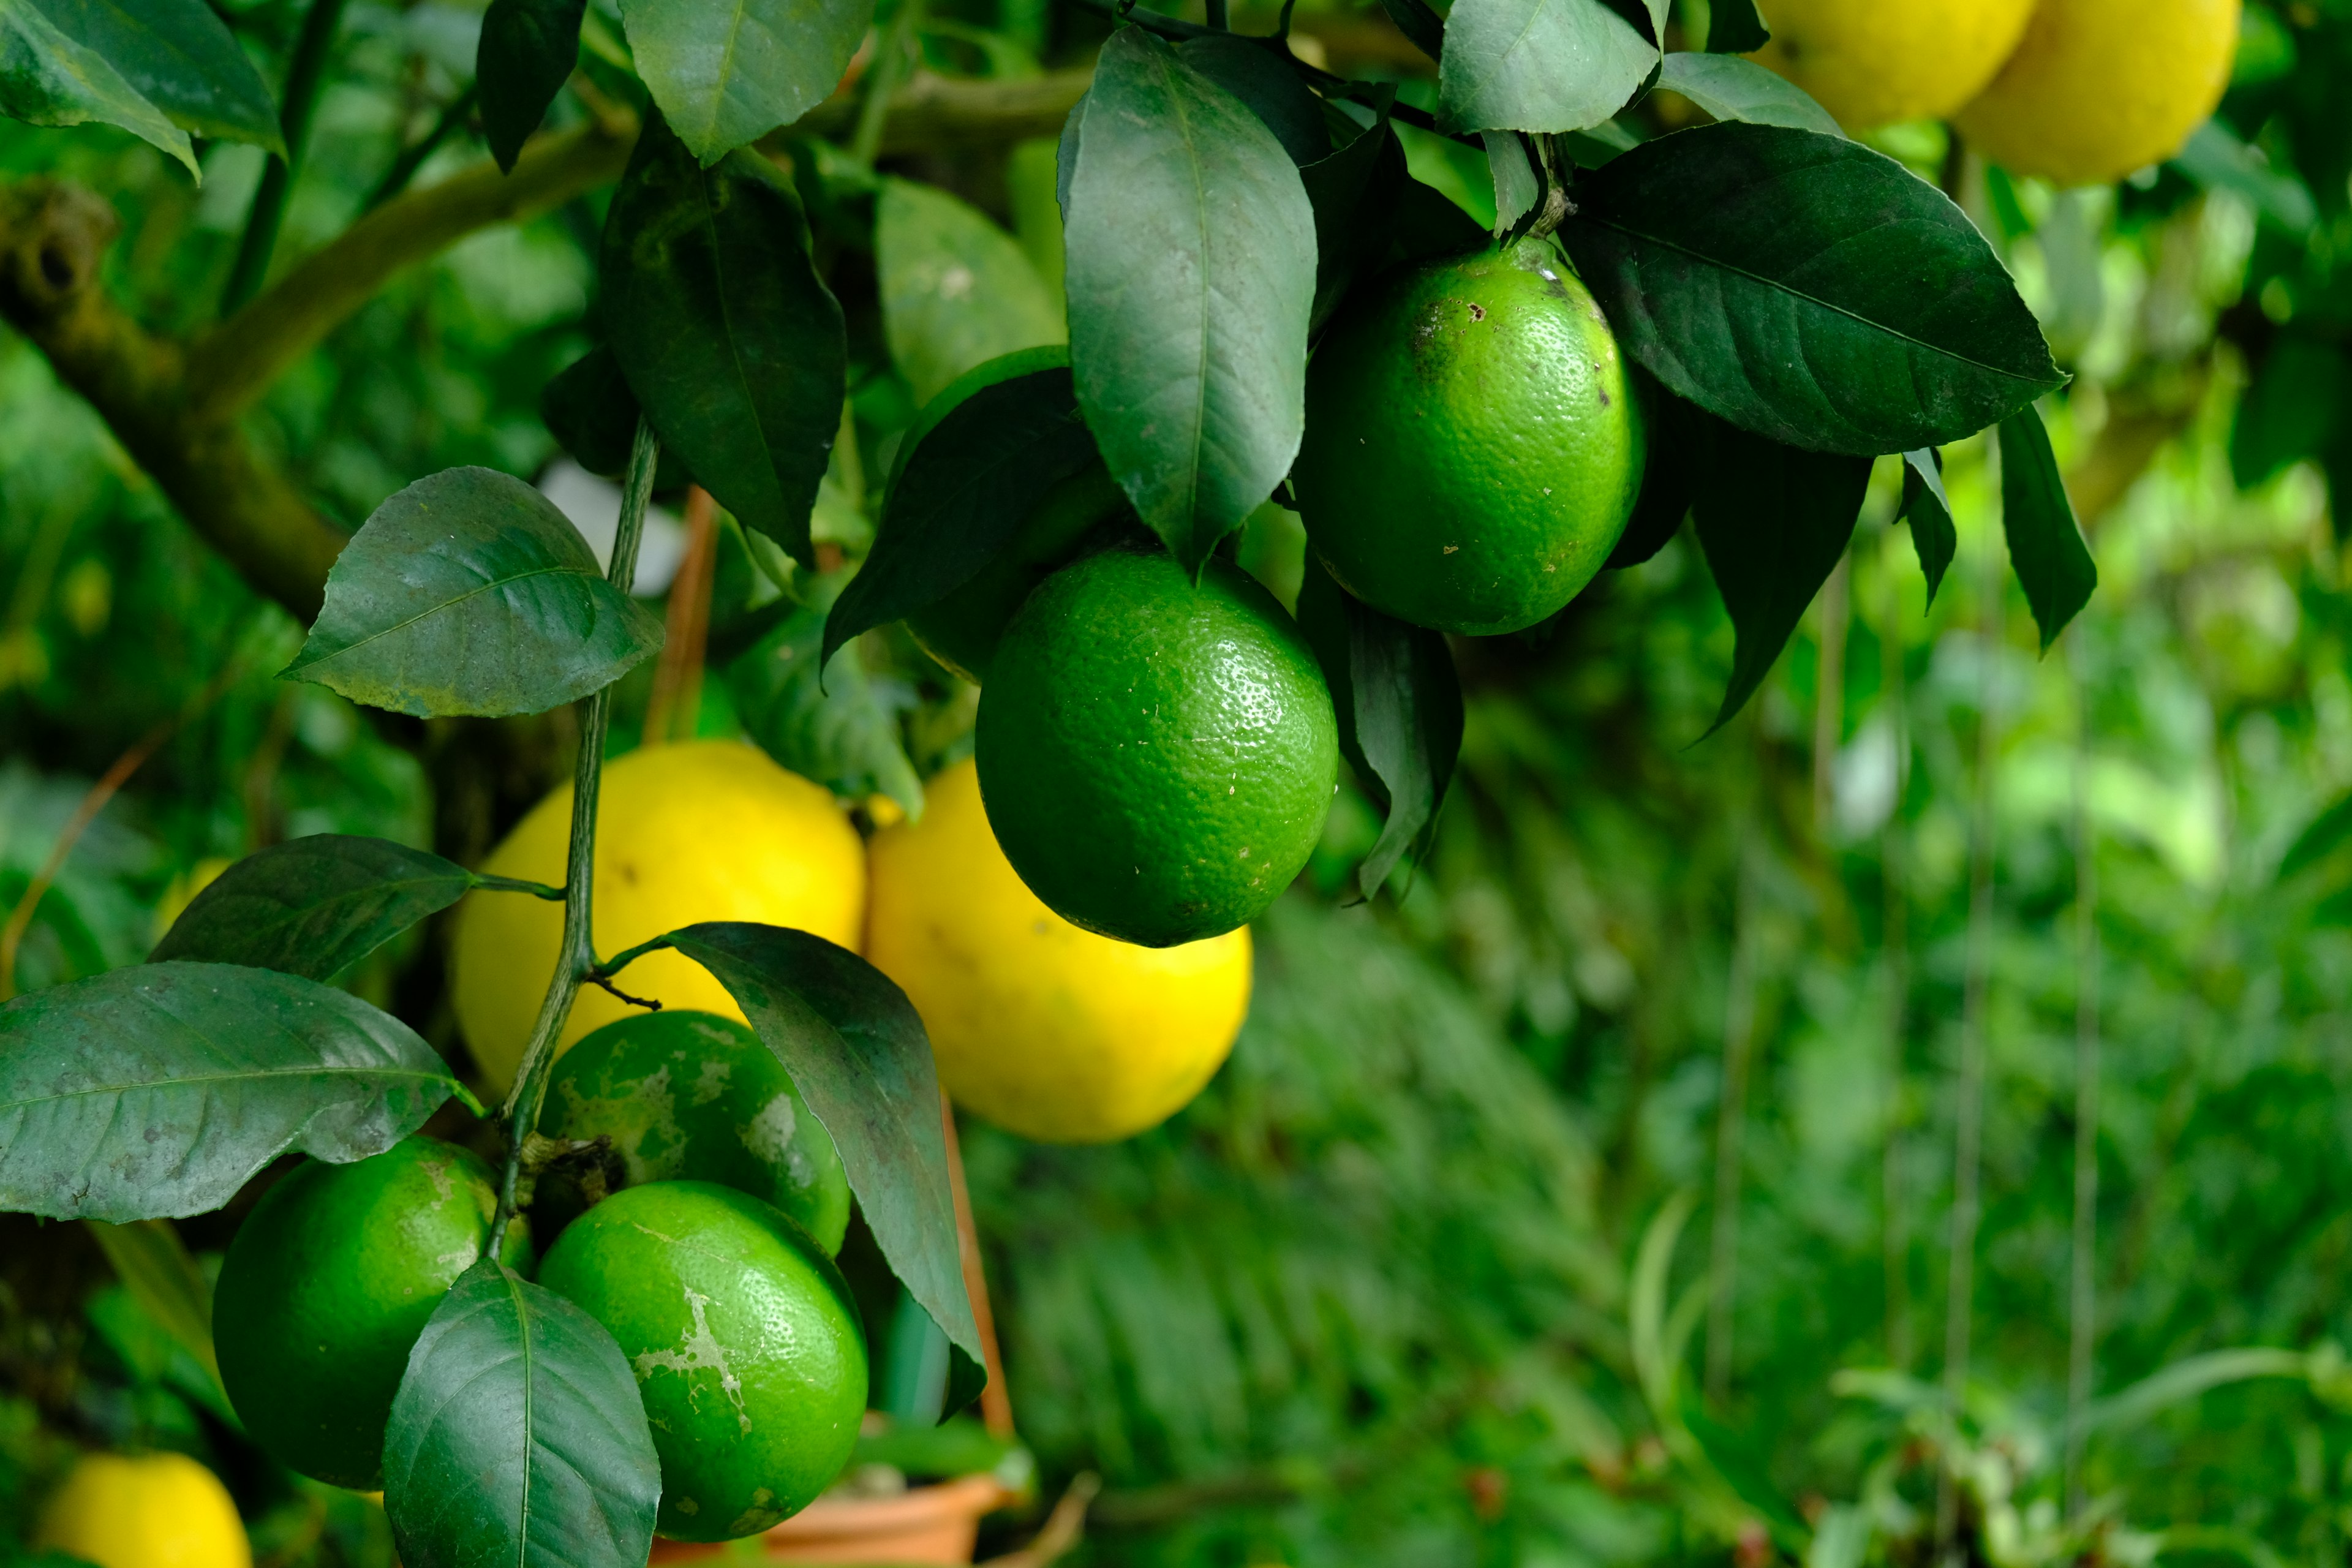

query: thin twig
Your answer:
[940,1093,1016,1440]
[979,1474,1101,1568]
[222,0,353,313]
[586,973,663,1012]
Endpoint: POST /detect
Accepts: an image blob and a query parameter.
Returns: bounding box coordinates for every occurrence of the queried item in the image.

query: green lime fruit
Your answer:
[536,1009,851,1254]
[974,545,1339,947]
[1291,239,1646,636]
[905,463,1130,684]
[214,1136,518,1490]
[534,1182,867,1542]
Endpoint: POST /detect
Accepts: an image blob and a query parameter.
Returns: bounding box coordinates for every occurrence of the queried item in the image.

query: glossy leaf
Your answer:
[1066,26,1316,573]
[1558,123,2065,456]
[43,0,281,151]
[383,1259,661,1568]
[1900,448,1955,605]
[1436,0,1653,134]
[0,0,196,175]
[1655,52,1839,137]
[876,179,1064,407]
[603,118,846,566]
[1483,130,1539,236]
[284,467,663,718]
[478,0,586,172]
[1178,33,1329,164]
[1297,558,1464,899]
[1706,0,1769,51]
[823,350,1096,667]
[618,0,871,164]
[728,598,924,820]
[151,834,549,981]
[647,923,984,1409]
[1997,405,2095,651]
[0,962,466,1221]
[1691,414,1872,733]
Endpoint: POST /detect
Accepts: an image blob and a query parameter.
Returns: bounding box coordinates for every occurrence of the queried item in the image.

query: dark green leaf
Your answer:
[40,0,281,151]
[1301,111,1407,331]
[540,347,695,490]
[823,350,1097,668]
[1654,52,1839,137]
[283,467,663,718]
[2231,336,2352,489]
[728,597,923,819]
[1997,405,2095,651]
[1436,0,1653,134]
[1607,371,1697,569]
[617,0,871,164]
[478,0,585,172]
[876,178,1063,407]
[1296,558,1464,899]
[1900,447,1955,605]
[1389,176,1489,265]
[383,1260,661,1568]
[603,119,847,566]
[1177,34,1329,164]
[1376,0,1446,62]
[151,835,549,981]
[648,923,984,1411]
[1691,413,1871,733]
[1483,130,1539,236]
[0,0,195,174]
[0,962,467,1221]
[1705,0,1769,51]
[1558,123,2065,456]
[1066,27,1316,573]
[2280,792,2352,883]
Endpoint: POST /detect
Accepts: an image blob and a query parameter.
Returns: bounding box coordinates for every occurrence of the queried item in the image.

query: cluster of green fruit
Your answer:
[211,1011,863,1544]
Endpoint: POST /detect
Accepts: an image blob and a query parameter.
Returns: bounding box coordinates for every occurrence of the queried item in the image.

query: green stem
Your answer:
[487,415,661,1255]
[852,0,924,167]
[363,83,479,213]
[222,0,353,315]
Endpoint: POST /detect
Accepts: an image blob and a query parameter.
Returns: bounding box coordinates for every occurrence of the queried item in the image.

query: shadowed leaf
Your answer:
[1900,448,1955,605]
[1998,405,2095,650]
[478,0,586,172]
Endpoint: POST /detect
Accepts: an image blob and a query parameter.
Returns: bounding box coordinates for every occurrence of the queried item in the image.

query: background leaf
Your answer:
[650,922,985,1408]
[1690,413,1872,731]
[1436,0,1653,134]
[383,1259,661,1568]
[1558,123,2064,456]
[2231,335,2352,492]
[876,178,1065,407]
[603,119,847,566]
[1901,447,1956,604]
[42,0,281,151]
[151,834,546,981]
[727,597,924,819]
[478,0,586,173]
[84,1218,222,1393]
[1065,27,1315,573]
[283,466,663,718]
[617,0,872,164]
[1705,0,1770,51]
[1998,405,2096,650]
[0,0,195,175]
[0,962,466,1221]
[1654,52,1839,137]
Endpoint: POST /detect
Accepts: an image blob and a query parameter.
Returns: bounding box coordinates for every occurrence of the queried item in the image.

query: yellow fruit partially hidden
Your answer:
[36,1452,252,1568]
[1956,0,2239,186]
[867,758,1251,1143]
[1751,0,2037,130]
[453,740,865,1096]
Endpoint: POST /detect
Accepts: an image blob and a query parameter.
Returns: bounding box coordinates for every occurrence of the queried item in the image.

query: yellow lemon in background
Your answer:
[866,758,1252,1143]
[452,740,866,1097]
[1751,0,2038,130]
[1956,0,2240,186]
[36,1452,251,1568]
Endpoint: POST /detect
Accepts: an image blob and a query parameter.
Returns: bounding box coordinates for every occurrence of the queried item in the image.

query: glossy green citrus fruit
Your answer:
[1292,239,1645,636]
[537,1009,851,1254]
[975,545,1338,947]
[213,1136,514,1490]
[534,1182,867,1542]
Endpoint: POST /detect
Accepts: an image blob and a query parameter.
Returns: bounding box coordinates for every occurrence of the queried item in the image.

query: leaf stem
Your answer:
[488,415,661,1254]
[222,0,353,314]
[471,873,566,900]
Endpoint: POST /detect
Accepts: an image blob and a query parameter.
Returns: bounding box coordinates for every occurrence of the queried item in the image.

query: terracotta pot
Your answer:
[649,1474,1014,1565]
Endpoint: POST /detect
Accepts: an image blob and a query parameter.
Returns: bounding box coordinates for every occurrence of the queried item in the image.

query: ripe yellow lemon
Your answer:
[1750,0,2037,130]
[1956,0,2240,186]
[867,758,1252,1142]
[452,740,865,1097]
[35,1452,251,1568]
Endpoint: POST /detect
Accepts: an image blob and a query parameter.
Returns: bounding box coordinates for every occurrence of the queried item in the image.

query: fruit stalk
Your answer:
[489,415,662,1253]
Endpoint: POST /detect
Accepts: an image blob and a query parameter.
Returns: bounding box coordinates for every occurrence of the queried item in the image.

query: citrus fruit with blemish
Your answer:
[36,1452,251,1568]
[1291,240,1644,636]
[536,1009,851,1254]
[533,1181,867,1542]
[904,462,1131,684]
[867,757,1253,1142]
[1954,0,2240,186]
[450,739,866,1098]
[213,1136,521,1490]
[1747,0,2037,130]
[974,545,1339,948]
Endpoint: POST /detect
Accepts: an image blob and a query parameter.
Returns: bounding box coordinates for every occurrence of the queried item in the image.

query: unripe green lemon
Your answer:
[1292,240,1644,636]
[975,546,1338,948]
[534,1182,867,1542]
[213,1136,514,1490]
[536,1010,851,1254]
